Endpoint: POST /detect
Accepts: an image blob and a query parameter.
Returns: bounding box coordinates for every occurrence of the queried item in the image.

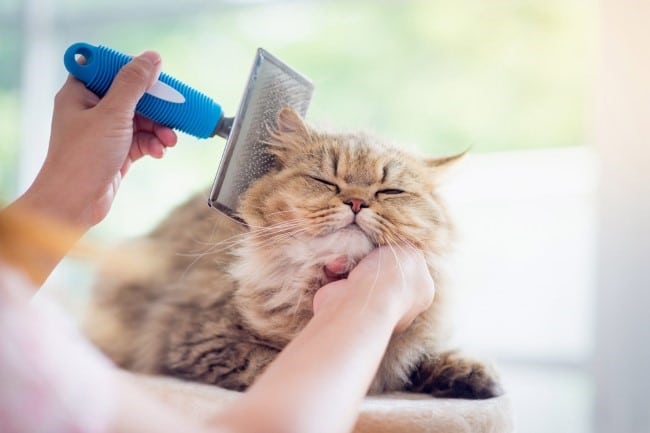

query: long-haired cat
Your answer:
[86,108,501,399]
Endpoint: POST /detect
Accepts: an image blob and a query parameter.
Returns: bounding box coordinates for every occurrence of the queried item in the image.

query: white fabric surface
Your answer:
[129,371,514,433]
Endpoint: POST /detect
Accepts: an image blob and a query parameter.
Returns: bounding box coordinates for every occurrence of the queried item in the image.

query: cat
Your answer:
[86,107,502,399]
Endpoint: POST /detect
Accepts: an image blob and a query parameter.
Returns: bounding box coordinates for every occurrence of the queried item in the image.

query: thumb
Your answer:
[98,51,162,115]
[313,279,348,314]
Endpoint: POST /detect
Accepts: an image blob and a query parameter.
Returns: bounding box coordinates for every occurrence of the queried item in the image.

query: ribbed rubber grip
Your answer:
[63,42,222,139]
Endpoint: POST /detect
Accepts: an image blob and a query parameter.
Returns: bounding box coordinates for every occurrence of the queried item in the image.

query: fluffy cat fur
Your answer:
[86,108,501,399]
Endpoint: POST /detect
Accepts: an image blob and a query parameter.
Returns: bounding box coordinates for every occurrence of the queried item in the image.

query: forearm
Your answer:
[112,376,217,433]
[1,187,85,286]
[214,297,398,433]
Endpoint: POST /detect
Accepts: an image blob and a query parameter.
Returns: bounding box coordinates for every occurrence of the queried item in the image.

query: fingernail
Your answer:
[138,51,161,66]
[137,51,162,90]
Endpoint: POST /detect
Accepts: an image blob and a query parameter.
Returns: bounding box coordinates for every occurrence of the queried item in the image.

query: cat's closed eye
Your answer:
[308,175,340,193]
[376,188,405,196]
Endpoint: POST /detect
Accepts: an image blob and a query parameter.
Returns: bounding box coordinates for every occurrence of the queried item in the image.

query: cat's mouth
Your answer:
[342,221,365,234]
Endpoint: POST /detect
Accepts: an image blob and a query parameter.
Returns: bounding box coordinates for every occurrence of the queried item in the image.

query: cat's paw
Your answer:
[408,351,503,399]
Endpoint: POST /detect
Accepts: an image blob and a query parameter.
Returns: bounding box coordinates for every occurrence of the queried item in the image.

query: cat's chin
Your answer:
[325,224,374,251]
[340,222,366,235]
[296,223,375,267]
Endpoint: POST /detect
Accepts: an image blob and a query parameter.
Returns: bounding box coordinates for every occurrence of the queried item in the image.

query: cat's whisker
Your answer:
[250,222,305,239]
[233,214,303,231]
[253,217,307,229]
[250,234,301,248]
[383,233,422,268]
[386,242,408,294]
[174,217,291,255]
[247,226,311,250]
[175,237,242,268]
[369,214,424,252]
[240,220,305,251]
[178,218,224,251]
[358,245,383,318]
[249,227,304,245]
[176,220,308,278]
[176,232,251,257]
[389,233,423,255]
[179,252,210,280]
[179,234,247,254]
[219,219,304,246]
[247,219,307,238]
[172,218,235,255]
[384,235,411,253]
[263,226,311,245]
[86,108,485,398]
[245,219,299,230]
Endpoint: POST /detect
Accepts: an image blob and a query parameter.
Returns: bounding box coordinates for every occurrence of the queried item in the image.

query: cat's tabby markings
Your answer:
[86,108,502,399]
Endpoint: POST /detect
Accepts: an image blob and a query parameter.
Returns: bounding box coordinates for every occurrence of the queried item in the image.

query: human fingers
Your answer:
[120,133,165,176]
[130,132,166,162]
[349,246,424,283]
[389,248,435,332]
[54,75,100,111]
[346,246,389,283]
[349,246,434,332]
[153,123,178,147]
[313,278,348,313]
[98,51,162,115]
[315,249,388,313]
[129,123,177,160]
[134,115,177,147]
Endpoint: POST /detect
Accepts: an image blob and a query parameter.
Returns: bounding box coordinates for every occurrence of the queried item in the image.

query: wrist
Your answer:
[1,192,86,284]
[23,168,94,231]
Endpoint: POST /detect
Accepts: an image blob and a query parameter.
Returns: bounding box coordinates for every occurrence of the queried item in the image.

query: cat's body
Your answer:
[87,108,501,398]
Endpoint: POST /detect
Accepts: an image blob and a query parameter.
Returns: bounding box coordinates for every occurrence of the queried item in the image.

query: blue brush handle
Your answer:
[63,42,223,139]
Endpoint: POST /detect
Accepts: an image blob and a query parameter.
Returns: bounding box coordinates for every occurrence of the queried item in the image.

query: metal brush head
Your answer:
[208,48,314,219]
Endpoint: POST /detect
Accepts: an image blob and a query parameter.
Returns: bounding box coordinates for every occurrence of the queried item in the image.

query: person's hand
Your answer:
[27,51,177,229]
[314,246,435,332]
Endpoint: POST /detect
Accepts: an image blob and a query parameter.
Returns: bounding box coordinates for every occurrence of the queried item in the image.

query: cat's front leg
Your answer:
[161,332,281,391]
[407,350,503,399]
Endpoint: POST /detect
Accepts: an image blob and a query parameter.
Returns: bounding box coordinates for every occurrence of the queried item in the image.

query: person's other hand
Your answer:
[30,51,177,229]
[314,246,435,332]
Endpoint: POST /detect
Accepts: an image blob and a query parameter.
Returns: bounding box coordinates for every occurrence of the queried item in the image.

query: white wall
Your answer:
[594,1,650,432]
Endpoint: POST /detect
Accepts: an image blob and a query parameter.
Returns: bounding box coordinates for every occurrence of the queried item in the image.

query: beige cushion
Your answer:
[127,372,514,433]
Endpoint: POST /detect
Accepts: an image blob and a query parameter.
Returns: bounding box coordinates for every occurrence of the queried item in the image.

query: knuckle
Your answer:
[54,80,76,106]
[53,88,66,106]
[118,58,152,86]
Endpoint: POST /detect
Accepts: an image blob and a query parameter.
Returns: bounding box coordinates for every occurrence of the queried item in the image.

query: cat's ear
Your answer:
[268,107,311,166]
[424,149,468,171]
[275,107,309,136]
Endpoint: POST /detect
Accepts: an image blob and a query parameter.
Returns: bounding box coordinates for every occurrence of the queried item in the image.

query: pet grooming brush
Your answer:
[63,42,314,218]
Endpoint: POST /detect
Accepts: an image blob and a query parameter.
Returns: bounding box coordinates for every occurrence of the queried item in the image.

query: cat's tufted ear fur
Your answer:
[268,107,311,166]
[424,149,468,171]
[276,107,309,135]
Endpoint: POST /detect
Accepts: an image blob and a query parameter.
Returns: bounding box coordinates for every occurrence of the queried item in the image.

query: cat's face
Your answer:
[231,109,460,339]
[238,108,460,256]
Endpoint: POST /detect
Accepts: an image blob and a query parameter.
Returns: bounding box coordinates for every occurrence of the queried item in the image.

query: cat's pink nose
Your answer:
[344,198,368,214]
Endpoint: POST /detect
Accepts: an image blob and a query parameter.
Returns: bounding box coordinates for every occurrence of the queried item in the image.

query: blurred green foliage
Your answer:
[1,0,595,219]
